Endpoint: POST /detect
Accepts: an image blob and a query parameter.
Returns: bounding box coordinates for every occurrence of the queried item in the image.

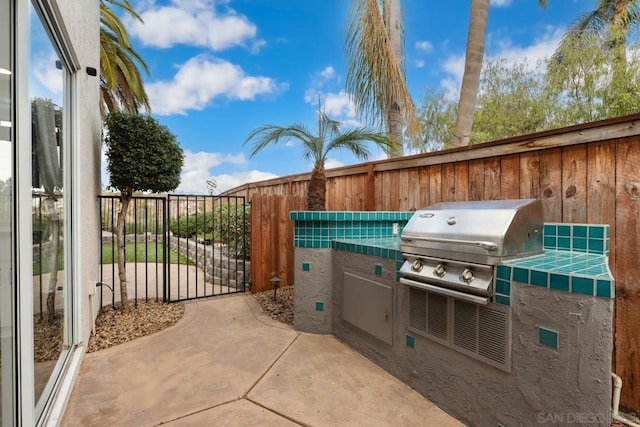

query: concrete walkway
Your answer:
[62,295,463,427]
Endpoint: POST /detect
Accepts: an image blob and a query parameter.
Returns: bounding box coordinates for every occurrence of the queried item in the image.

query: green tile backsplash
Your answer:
[293,211,412,250]
[543,223,610,255]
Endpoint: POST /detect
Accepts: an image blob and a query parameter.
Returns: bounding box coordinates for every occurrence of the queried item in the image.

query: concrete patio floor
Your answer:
[62,294,463,426]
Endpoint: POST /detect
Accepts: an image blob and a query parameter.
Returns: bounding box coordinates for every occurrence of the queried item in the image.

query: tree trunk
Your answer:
[307,165,326,211]
[452,0,490,148]
[385,0,404,157]
[44,197,60,323]
[116,193,131,311]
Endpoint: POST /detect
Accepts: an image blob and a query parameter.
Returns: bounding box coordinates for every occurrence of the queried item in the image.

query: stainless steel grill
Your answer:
[399,199,543,304]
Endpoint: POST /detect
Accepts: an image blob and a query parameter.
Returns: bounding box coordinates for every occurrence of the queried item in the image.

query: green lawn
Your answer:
[33,249,64,276]
[34,242,194,276]
[101,242,194,265]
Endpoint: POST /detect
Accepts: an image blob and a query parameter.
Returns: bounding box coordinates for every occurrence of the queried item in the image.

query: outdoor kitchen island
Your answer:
[291,205,615,427]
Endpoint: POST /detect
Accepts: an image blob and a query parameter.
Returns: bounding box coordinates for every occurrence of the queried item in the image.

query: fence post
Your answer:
[164,195,169,302]
[365,162,376,211]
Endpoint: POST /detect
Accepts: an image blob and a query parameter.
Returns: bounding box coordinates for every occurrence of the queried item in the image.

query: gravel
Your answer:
[252,285,294,325]
[87,301,185,353]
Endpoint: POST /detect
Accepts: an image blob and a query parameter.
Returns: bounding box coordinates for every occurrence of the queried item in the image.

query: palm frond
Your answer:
[100,0,150,117]
[345,0,420,141]
[244,106,395,210]
[324,128,397,160]
[243,124,317,159]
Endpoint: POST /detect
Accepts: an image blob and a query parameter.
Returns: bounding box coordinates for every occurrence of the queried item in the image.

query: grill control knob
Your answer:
[434,263,446,277]
[460,268,474,283]
[411,260,423,272]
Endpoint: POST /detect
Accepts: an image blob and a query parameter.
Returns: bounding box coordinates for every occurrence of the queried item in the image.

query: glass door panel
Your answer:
[0,0,14,425]
[29,3,70,412]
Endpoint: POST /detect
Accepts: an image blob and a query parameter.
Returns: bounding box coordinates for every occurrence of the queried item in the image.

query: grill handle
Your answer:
[401,235,498,252]
[399,277,490,305]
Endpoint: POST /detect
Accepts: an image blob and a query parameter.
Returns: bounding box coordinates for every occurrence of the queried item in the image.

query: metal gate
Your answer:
[98,194,249,306]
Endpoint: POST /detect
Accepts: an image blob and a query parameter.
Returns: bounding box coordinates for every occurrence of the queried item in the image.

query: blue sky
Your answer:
[112,0,594,194]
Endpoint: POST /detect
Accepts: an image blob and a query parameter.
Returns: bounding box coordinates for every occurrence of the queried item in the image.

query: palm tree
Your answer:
[100,0,150,118]
[545,0,639,101]
[345,0,419,157]
[244,106,398,210]
[451,0,490,148]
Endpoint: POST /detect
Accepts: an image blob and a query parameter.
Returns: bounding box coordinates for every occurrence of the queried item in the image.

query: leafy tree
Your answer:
[104,112,184,311]
[100,0,150,117]
[345,0,419,155]
[244,106,398,210]
[472,59,552,142]
[545,0,640,92]
[546,31,607,125]
[414,88,456,152]
[416,43,640,152]
[452,0,490,147]
[547,30,640,123]
[417,59,552,150]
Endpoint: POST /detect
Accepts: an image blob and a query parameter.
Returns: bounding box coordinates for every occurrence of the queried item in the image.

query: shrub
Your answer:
[168,203,250,259]
[216,204,250,259]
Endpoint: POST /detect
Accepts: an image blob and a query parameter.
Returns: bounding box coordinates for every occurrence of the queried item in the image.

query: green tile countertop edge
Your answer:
[332,237,404,261]
[291,211,414,221]
[501,249,615,299]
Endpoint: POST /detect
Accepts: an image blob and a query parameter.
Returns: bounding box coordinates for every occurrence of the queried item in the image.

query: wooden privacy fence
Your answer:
[228,114,640,412]
[249,193,305,293]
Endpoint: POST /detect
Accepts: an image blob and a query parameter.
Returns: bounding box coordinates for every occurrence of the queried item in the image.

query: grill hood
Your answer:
[401,199,543,265]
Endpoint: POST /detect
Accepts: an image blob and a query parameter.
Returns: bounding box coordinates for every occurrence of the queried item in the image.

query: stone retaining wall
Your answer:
[101,233,249,289]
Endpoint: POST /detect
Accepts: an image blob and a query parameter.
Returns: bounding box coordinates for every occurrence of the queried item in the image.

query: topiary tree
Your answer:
[104,112,184,311]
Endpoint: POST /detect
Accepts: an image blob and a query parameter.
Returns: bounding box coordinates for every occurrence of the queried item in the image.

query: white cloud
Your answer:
[304,90,361,126]
[127,0,263,52]
[146,55,287,115]
[323,91,357,119]
[415,40,434,53]
[306,65,340,97]
[101,146,262,194]
[176,170,278,194]
[173,149,264,193]
[325,158,344,169]
[320,66,336,80]
[304,67,361,126]
[439,27,563,98]
[32,52,63,96]
[250,39,267,54]
[442,54,466,85]
[491,0,513,6]
[440,77,460,101]
[414,59,426,68]
[487,27,563,70]
[182,150,245,172]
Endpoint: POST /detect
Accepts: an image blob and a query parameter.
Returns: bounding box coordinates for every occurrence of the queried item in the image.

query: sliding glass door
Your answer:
[29,1,73,420]
[0,0,14,425]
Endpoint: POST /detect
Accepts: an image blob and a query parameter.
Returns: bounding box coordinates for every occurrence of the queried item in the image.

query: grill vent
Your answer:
[407,286,510,372]
[409,287,427,332]
[427,293,448,341]
[453,300,479,352]
[478,307,508,365]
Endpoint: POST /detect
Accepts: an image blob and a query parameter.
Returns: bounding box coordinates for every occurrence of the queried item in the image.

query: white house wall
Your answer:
[54,0,101,347]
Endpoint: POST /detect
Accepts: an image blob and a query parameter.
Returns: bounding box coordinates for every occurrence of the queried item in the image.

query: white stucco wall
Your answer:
[55,0,102,345]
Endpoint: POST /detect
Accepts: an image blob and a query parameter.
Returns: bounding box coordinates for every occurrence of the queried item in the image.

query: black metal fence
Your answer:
[98,194,249,307]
